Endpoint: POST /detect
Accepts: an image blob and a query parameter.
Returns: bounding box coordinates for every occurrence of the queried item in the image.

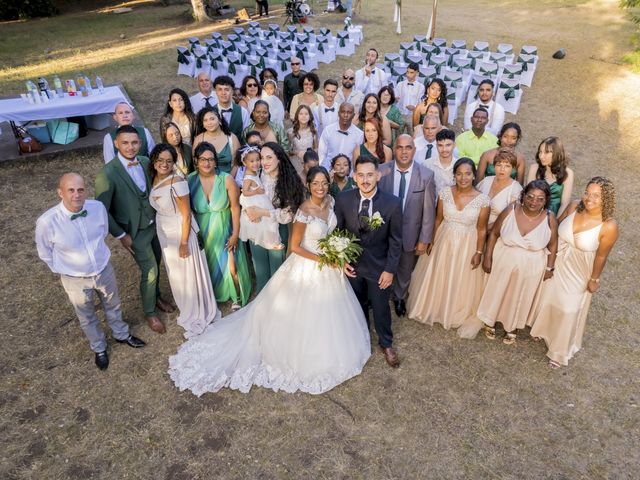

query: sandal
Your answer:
[483,326,496,340]
[231,302,242,312]
[548,360,561,370]
[503,332,517,345]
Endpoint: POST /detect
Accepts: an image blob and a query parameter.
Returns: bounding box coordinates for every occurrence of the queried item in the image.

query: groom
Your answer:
[335,156,403,368]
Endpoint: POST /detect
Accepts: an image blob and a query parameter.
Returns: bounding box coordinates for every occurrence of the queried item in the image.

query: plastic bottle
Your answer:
[53,75,64,98]
[95,76,105,94]
[77,74,88,97]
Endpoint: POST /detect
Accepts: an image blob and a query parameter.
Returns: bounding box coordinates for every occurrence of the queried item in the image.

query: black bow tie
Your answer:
[407,83,414,86]
[220,108,233,113]
[338,130,349,136]
[325,107,335,113]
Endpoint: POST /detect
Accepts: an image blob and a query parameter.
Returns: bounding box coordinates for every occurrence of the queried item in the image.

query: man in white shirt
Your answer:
[335,68,365,112]
[463,79,505,135]
[318,102,364,170]
[354,48,389,95]
[103,102,155,163]
[212,75,249,140]
[414,115,441,166]
[189,72,218,114]
[394,62,425,136]
[313,79,339,135]
[36,173,146,370]
[429,128,457,195]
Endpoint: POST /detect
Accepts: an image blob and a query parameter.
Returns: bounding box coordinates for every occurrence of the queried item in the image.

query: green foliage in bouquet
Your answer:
[317,229,363,270]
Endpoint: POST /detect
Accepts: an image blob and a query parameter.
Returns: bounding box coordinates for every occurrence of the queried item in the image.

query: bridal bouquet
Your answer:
[317,229,363,270]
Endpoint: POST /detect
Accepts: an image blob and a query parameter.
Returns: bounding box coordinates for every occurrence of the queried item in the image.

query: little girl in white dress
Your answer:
[239,146,284,250]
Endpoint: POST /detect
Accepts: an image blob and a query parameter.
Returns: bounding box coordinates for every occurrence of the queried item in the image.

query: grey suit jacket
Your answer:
[378,160,436,252]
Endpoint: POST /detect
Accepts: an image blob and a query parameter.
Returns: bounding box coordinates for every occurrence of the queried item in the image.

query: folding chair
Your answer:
[177,47,195,77]
[496,78,522,114]
[473,41,490,52]
[517,53,538,87]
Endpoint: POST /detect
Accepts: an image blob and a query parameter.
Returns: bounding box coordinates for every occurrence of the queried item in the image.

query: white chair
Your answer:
[315,35,336,64]
[188,37,200,52]
[294,44,318,71]
[442,68,465,106]
[418,65,437,83]
[466,73,496,104]
[488,53,508,69]
[420,44,437,60]
[177,46,195,77]
[475,60,499,78]
[233,27,245,36]
[431,38,447,52]
[413,35,428,49]
[501,63,523,84]
[390,63,408,84]
[496,78,522,114]
[473,41,490,52]
[517,53,538,87]
[451,40,467,49]
[335,31,355,56]
[467,50,489,69]
[446,90,459,123]
[348,25,364,45]
[451,55,472,71]
[497,43,515,63]
[209,51,226,79]
[428,54,448,75]
[400,42,416,63]
[407,52,425,66]
[520,45,538,57]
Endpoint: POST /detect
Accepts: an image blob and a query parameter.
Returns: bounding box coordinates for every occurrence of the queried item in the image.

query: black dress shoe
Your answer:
[393,299,407,317]
[115,335,146,348]
[95,351,109,370]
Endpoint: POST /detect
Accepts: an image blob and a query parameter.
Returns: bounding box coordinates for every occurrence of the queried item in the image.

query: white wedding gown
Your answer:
[168,207,371,396]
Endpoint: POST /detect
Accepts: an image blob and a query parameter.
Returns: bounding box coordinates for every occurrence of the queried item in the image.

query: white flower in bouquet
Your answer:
[317,229,363,270]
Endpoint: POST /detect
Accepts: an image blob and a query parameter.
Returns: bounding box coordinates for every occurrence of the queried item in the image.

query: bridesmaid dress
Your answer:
[189,172,252,306]
[407,187,490,329]
[288,127,315,175]
[547,182,564,215]
[529,211,603,366]
[476,206,551,333]
[150,175,218,337]
[476,176,522,225]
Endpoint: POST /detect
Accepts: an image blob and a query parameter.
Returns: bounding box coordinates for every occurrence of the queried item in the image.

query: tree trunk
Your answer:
[191,0,208,22]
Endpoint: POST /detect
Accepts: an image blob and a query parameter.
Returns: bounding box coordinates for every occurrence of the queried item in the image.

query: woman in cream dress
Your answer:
[407,158,490,330]
[476,180,558,344]
[529,177,619,368]
[475,147,523,230]
[149,144,218,338]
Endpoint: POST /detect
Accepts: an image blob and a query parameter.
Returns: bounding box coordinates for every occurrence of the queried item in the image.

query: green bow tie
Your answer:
[71,210,88,221]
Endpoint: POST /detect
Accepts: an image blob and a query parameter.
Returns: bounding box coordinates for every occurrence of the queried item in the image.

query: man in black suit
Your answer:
[335,156,403,368]
[378,134,436,317]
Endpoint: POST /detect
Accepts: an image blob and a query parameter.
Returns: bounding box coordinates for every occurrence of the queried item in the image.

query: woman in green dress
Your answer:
[352,118,392,164]
[526,136,574,216]
[328,154,356,198]
[189,142,251,310]
[378,86,404,146]
[477,122,526,185]
[192,107,239,175]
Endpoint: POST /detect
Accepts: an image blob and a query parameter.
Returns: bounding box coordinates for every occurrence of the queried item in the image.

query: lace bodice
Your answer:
[440,187,490,231]
[294,208,337,255]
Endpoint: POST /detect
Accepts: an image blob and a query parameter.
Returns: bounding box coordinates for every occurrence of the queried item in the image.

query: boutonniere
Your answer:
[364,211,385,231]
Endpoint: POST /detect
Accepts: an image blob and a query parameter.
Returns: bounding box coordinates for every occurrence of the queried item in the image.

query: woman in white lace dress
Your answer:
[168,166,371,395]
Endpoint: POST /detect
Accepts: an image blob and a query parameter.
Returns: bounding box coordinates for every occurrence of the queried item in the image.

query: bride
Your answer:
[169,166,371,395]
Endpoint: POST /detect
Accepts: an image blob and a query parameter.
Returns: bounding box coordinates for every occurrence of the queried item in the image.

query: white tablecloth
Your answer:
[0,86,128,123]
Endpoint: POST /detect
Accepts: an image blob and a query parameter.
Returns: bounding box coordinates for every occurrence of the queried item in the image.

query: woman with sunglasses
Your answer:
[238,75,262,113]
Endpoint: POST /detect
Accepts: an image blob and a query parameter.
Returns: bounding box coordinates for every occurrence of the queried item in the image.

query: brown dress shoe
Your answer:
[146,316,166,334]
[381,346,400,368]
[156,297,175,313]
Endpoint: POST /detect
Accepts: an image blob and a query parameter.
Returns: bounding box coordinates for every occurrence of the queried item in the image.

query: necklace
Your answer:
[521,206,543,221]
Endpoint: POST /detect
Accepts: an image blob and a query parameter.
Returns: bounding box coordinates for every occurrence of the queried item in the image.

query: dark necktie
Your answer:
[338,130,349,136]
[398,170,407,205]
[425,144,433,160]
[70,210,88,221]
[359,198,370,230]
[325,107,335,113]
[204,97,213,108]
[221,108,233,113]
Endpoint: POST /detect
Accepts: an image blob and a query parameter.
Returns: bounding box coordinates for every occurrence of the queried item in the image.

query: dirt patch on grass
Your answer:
[1,0,640,478]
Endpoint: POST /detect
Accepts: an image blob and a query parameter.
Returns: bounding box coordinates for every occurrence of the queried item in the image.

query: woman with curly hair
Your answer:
[352,118,392,164]
[378,86,404,145]
[159,88,197,145]
[243,142,305,292]
[526,136,574,216]
[238,75,262,112]
[192,107,240,174]
[529,177,619,368]
[287,104,318,175]
[354,93,392,146]
[412,78,449,128]
[288,72,323,121]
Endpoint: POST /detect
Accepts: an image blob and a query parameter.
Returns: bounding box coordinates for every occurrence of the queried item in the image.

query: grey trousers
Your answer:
[393,249,418,302]
[60,262,129,353]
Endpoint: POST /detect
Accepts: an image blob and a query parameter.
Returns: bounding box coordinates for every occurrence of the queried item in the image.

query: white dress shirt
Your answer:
[355,66,389,95]
[463,99,506,136]
[425,156,456,195]
[414,136,439,166]
[36,200,111,277]
[335,88,364,112]
[358,188,376,217]
[215,103,250,130]
[118,153,147,192]
[393,162,414,210]
[318,123,364,169]
[103,128,155,164]
[395,80,426,115]
[312,101,339,135]
[190,91,219,114]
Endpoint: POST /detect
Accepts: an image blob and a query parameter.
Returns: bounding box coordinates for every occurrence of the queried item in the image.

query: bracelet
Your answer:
[545,267,555,272]
[589,277,600,283]
[475,250,483,254]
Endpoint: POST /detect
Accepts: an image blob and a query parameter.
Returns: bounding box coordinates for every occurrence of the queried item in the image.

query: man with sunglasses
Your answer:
[335,68,364,112]
[283,56,306,113]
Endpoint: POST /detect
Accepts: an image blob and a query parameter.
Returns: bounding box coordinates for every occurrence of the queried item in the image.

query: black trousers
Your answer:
[257,0,268,15]
[349,275,393,348]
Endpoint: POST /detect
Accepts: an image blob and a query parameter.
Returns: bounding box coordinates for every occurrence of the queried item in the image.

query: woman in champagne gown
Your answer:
[169,167,371,395]
[529,177,619,368]
[407,159,490,330]
[475,180,558,344]
[148,144,218,338]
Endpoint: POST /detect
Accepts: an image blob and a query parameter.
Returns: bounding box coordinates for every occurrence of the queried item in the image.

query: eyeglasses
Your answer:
[154,159,174,165]
[310,181,329,187]
[525,194,546,202]
[343,76,355,80]
[291,62,301,66]
[247,83,258,87]
[198,156,216,163]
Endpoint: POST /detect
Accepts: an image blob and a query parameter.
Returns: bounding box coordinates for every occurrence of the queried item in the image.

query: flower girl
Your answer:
[239,145,285,250]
